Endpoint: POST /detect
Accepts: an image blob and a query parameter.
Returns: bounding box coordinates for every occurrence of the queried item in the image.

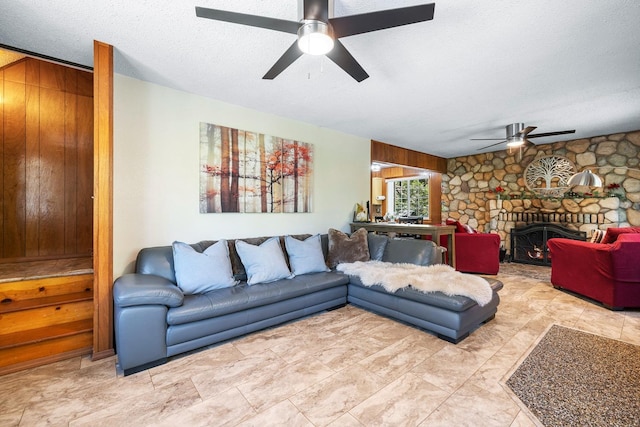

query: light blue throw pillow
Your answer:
[172,240,237,294]
[285,234,330,275]
[235,237,293,285]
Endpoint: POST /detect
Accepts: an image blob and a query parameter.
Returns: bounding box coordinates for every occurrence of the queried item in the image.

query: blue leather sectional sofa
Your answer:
[113,234,502,375]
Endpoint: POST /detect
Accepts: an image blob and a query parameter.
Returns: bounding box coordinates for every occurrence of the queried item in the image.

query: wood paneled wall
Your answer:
[371,140,447,173]
[1,58,93,261]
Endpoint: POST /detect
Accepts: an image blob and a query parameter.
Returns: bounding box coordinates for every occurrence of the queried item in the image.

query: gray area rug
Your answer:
[505,325,640,426]
[498,262,551,282]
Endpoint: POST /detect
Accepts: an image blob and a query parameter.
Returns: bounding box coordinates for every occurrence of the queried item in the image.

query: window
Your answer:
[386,177,429,218]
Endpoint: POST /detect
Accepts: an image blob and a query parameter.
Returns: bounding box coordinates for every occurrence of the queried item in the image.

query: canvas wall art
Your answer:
[200,123,313,213]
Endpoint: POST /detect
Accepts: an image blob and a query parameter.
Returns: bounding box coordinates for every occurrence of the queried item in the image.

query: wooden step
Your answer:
[0,332,93,373]
[0,274,93,303]
[0,299,93,335]
[0,318,93,349]
[0,290,93,314]
[0,273,95,375]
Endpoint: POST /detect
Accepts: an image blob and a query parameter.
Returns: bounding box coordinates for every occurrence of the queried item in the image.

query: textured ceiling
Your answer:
[2,0,639,158]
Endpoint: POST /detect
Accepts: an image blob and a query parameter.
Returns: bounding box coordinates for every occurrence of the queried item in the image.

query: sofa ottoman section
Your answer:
[348,277,502,343]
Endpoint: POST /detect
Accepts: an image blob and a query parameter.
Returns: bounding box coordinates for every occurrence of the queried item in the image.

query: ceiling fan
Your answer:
[473,123,576,151]
[195,0,435,82]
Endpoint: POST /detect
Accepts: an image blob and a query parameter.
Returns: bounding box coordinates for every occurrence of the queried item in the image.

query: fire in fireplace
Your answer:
[510,223,586,266]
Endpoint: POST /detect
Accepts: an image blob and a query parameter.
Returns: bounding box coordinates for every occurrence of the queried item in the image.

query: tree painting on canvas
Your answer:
[200,123,313,213]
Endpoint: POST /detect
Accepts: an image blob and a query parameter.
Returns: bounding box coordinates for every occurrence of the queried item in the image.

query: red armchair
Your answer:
[448,233,501,275]
[437,220,501,275]
[547,231,640,309]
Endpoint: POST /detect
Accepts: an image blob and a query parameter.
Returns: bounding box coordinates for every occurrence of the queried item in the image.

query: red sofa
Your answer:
[437,220,501,275]
[547,230,640,309]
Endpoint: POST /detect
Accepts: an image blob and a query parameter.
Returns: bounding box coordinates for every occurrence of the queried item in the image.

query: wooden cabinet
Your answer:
[0,274,93,375]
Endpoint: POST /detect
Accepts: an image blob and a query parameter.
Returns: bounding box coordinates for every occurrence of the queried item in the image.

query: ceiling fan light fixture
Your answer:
[297,20,334,55]
[506,136,525,147]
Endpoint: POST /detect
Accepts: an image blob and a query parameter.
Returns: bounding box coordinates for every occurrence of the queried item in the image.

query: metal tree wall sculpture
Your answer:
[524,155,576,197]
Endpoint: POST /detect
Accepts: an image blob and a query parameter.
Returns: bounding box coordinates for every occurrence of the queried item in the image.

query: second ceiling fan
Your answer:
[195,0,436,82]
[473,123,576,151]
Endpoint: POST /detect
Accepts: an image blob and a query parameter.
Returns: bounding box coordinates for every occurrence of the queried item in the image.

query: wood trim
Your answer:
[428,173,442,225]
[371,140,447,173]
[0,67,4,256]
[92,348,116,361]
[92,41,114,360]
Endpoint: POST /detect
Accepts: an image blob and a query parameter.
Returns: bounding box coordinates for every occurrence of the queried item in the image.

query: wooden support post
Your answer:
[92,40,114,360]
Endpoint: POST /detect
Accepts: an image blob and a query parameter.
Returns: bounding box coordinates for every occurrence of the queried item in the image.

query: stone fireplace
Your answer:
[510,222,586,265]
[488,197,621,254]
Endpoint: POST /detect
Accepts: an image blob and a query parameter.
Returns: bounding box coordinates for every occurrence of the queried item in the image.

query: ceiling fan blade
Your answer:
[262,42,304,80]
[325,40,369,82]
[195,6,300,34]
[330,3,435,38]
[519,126,537,136]
[477,140,507,150]
[527,130,576,139]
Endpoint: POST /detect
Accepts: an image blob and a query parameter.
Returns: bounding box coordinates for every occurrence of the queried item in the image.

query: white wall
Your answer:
[113,74,370,275]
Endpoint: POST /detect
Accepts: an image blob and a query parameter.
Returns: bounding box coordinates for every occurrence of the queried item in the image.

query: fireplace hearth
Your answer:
[510,223,586,266]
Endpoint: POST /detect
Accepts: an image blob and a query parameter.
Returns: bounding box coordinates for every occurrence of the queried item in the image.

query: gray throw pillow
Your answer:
[382,239,439,266]
[172,240,237,294]
[367,233,389,261]
[285,234,330,275]
[327,228,371,268]
[235,237,293,285]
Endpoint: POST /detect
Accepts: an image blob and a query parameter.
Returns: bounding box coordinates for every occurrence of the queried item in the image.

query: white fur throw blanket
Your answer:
[337,261,493,306]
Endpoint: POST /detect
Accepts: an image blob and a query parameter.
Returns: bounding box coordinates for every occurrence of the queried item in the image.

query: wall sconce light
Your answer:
[372,177,383,205]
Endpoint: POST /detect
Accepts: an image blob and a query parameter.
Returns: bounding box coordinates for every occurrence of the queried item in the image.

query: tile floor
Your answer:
[2,267,639,426]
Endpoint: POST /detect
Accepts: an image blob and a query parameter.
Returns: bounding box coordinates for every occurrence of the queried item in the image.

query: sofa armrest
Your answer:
[611,234,640,282]
[114,274,184,308]
[547,238,614,285]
